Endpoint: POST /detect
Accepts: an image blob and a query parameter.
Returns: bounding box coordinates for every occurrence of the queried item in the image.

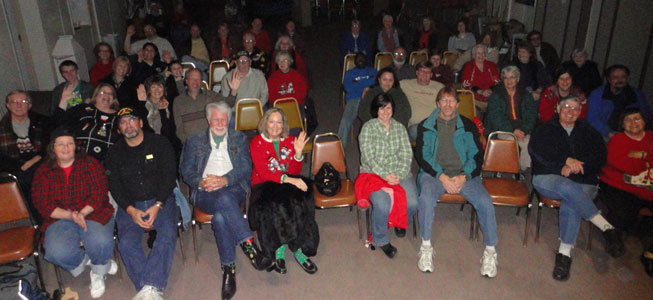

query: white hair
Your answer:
[206,101,231,121]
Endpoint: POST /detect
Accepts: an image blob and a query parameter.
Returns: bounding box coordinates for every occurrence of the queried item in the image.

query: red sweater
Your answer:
[354,173,407,229]
[269,50,308,80]
[247,29,272,54]
[31,156,114,231]
[461,60,500,102]
[250,134,303,186]
[600,132,653,201]
[539,85,588,122]
[89,59,114,87]
[267,69,308,105]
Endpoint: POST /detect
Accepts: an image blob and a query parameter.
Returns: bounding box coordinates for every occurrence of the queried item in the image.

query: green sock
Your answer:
[276,245,286,259]
[294,248,308,264]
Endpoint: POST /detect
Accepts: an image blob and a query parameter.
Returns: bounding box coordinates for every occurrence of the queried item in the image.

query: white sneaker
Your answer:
[480,248,498,278]
[89,271,106,298]
[107,259,118,275]
[417,245,435,273]
[133,285,164,300]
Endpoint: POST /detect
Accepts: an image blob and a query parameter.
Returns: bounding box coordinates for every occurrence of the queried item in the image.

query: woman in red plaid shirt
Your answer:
[31,127,117,298]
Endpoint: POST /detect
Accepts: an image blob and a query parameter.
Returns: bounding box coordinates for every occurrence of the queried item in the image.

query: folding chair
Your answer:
[482,131,531,245]
[209,60,229,90]
[273,97,313,154]
[442,51,460,69]
[374,52,393,71]
[340,54,357,107]
[535,192,593,250]
[456,89,476,119]
[311,133,362,239]
[234,98,263,131]
[409,51,428,66]
[181,62,196,77]
[0,173,45,292]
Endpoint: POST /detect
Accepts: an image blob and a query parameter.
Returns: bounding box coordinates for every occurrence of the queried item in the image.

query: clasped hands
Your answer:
[200,174,228,192]
[561,157,584,177]
[439,174,467,194]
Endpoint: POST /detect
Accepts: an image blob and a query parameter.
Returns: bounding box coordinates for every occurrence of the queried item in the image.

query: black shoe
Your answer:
[641,251,653,277]
[603,229,625,258]
[380,243,397,258]
[274,258,287,274]
[221,264,236,300]
[552,253,572,281]
[394,228,406,238]
[294,256,318,274]
[240,242,273,270]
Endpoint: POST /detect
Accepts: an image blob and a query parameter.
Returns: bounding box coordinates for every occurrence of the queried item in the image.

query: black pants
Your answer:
[599,182,653,235]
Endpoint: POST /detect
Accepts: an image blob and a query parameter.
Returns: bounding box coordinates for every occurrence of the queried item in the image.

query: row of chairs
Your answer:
[180,61,230,90]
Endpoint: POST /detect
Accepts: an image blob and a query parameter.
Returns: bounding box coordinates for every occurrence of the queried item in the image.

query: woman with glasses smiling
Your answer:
[529,97,623,281]
[54,83,121,161]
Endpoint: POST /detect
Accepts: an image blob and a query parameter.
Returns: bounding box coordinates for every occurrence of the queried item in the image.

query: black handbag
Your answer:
[314,162,341,196]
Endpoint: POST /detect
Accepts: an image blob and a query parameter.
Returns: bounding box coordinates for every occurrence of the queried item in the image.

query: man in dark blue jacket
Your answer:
[337,53,377,148]
[180,101,271,300]
[339,20,372,66]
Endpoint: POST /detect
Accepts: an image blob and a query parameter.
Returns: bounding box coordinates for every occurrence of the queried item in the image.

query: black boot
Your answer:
[380,243,397,258]
[394,227,406,238]
[240,241,273,270]
[552,253,572,281]
[603,229,625,258]
[221,264,236,300]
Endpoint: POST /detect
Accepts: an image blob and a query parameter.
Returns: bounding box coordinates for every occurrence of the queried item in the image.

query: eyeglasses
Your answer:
[238,59,251,64]
[243,39,254,43]
[8,99,30,105]
[504,76,518,80]
[54,141,75,148]
[99,91,114,96]
[119,117,139,125]
[393,52,405,56]
[561,103,581,111]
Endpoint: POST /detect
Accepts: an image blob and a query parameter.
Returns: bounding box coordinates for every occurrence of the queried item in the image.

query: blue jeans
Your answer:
[116,195,180,291]
[195,185,252,265]
[418,174,498,246]
[369,177,418,246]
[44,217,115,277]
[532,175,599,245]
[337,98,360,148]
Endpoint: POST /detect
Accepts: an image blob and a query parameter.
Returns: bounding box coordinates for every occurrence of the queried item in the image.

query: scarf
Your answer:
[382,28,397,52]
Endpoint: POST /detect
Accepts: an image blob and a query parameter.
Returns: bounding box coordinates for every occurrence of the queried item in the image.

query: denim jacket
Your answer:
[180,127,252,204]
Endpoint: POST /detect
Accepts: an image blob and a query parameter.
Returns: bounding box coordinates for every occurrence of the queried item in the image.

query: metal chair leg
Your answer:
[33,252,46,291]
[177,222,185,264]
[53,264,64,292]
[412,213,418,239]
[356,208,363,241]
[469,207,476,240]
[523,204,531,246]
[535,203,543,243]
[192,220,199,263]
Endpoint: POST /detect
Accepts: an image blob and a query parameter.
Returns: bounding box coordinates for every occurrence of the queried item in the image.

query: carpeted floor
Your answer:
[42,19,653,300]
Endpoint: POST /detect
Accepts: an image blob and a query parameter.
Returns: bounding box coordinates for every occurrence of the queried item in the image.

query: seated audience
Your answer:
[338,53,377,148]
[340,20,372,65]
[246,18,272,54]
[221,51,269,108]
[137,75,182,160]
[267,51,308,106]
[415,87,498,277]
[99,56,139,108]
[448,20,476,54]
[461,44,500,109]
[400,61,444,140]
[248,109,318,274]
[377,14,401,53]
[599,108,653,276]
[413,16,438,52]
[356,93,417,258]
[511,43,551,101]
[174,68,224,143]
[358,67,411,127]
[54,83,120,162]
[392,47,416,81]
[51,60,94,115]
[1,90,49,203]
[527,30,560,78]
[89,42,115,86]
[561,48,602,95]
[429,49,454,88]
[32,127,116,298]
[588,64,651,139]
[484,65,537,171]
[124,23,177,60]
[454,32,499,71]
[529,96,623,281]
[238,32,269,75]
[207,22,239,61]
[177,23,210,78]
[105,108,179,300]
[539,68,588,122]
[164,60,185,106]
[279,19,304,54]
[270,35,308,79]
[131,43,169,85]
[180,102,272,300]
